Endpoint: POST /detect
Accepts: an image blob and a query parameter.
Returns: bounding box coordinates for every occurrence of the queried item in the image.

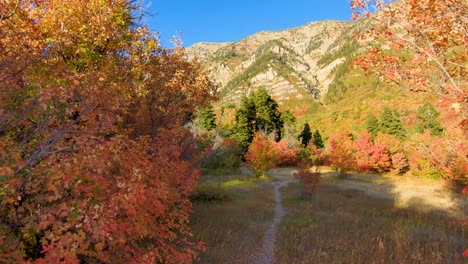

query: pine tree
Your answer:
[312,129,324,148]
[280,110,296,142]
[298,123,312,147]
[233,96,256,151]
[366,114,380,137]
[416,103,444,136]
[251,87,283,141]
[280,110,296,126]
[379,107,406,139]
[197,105,217,131]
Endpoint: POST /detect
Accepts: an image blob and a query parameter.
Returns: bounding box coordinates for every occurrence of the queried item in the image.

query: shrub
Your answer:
[245,133,280,176]
[190,183,232,202]
[391,152,409,174]
[297,145,324,166]
[273,139,300,166]
[201,137,242,170]
[294,169,321,194]
[326,132,356,175]
[353,131,392,173]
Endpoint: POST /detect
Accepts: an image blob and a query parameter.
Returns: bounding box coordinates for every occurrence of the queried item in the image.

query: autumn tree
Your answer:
[0,1,214,262]
[353,131,392,172]
[245,133,279,177]
[326,132,356,176]
[350,0,467,184]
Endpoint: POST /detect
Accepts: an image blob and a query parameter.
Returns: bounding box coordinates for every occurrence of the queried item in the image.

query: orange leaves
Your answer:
[0,0,213,262]
[245,133,279,175]
[352,0,467,102]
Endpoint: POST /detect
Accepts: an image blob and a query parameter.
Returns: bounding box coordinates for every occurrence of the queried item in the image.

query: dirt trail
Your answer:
[255,168,297,264]
[252,167,466,264]
[255,181,288,264]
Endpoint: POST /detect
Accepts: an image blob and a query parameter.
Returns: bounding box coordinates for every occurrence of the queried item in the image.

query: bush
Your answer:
[273,139,301,166]
[190,183,232,202]
[245,133,280,176]
[326,132,356,175]
[391,152,409,174]
[201,137,242,170]
[294,169,320,194]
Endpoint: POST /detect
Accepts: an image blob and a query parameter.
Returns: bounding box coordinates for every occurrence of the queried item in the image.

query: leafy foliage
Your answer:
[353,131,391,172]
[201,137,242,170]
[232,96,256,151]
[245,133,279,176]
[351,0,467,186]
[0,1,215,262]
[251,87,283,140]
[326,132,356,175]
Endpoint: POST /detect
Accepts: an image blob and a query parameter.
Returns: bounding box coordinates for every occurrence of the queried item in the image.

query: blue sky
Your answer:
[143,0,353,47]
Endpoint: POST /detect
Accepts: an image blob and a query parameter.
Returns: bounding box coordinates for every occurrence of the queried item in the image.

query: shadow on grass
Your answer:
[277,183,467,264]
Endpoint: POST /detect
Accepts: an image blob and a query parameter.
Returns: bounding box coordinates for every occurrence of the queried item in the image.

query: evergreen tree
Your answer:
[379,107,406,139]
[196,105,217,131]
[233,96,256,151]
[280,110,296,142]
[416,103,444,136]
[251,87,283,141]
[280,110,296,126]
[366,114,380,137]
[298,123,312,147]
[312,129,324,148]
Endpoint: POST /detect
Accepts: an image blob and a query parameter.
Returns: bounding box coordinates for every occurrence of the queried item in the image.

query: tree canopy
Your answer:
[0,1,215,262]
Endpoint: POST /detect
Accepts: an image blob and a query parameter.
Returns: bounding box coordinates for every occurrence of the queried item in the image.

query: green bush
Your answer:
[201,138,242,169]
[190,183,232,202]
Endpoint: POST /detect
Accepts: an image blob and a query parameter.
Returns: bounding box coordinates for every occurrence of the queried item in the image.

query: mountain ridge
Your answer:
[186,20,357,109]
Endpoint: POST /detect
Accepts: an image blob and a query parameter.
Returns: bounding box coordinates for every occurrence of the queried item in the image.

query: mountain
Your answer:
[186,19,438,137]
[186,21,358,107]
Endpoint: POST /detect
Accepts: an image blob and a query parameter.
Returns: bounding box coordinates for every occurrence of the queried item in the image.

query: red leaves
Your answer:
[326,131,407,175]
[462,187,468,196]
[0,1,212,261]
[463,248,468,257]
[245,133,279,175]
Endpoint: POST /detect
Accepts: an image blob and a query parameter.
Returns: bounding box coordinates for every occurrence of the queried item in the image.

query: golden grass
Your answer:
[277,183,468,264]
[190,169,467,263]
[190,175,274,263]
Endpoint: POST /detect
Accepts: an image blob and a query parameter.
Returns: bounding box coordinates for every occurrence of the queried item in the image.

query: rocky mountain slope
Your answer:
[186,21,358,107]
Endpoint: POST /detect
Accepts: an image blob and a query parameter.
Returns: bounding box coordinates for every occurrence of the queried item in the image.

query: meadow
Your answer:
[191,169,468,264]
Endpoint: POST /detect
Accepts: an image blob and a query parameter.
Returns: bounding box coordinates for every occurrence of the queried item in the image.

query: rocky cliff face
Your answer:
[186,20,357,106]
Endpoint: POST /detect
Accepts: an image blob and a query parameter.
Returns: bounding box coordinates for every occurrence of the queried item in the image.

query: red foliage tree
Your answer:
[0,1,214,262]
[391,152,409,175]
[326,132,356,175]
[350,0,467,186]
[272,139,300,167]
[245,133,280,176]
[354,132,392,173]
